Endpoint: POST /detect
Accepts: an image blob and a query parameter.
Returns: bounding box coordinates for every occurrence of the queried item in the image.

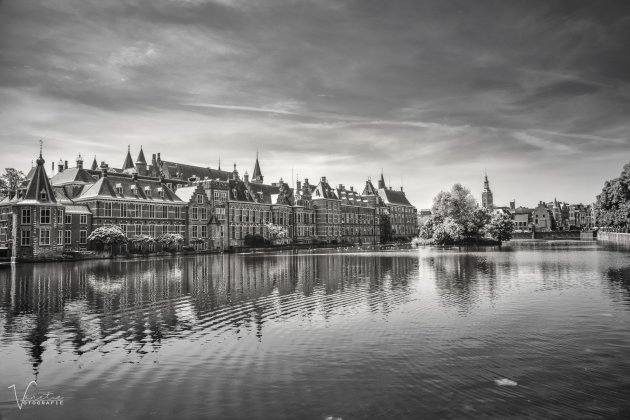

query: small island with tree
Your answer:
[415,183,514,246]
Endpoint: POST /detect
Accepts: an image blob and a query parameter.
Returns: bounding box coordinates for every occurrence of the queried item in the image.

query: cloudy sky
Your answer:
[1,0,629,208]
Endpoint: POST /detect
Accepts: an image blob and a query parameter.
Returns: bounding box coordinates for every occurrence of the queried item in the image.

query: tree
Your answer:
[379,213,392,242]
[485,213,514,242]
[431,217,464,245]
[467,208,491,237]
[88,225,128,254]
[432,183,478,226]
[157,233,184,251]
[595,161,630,227]
[244,234,267,247]
[130,234,155,253]
[419,214,443,240]
[265,222,289,245]
[0,168,26,195]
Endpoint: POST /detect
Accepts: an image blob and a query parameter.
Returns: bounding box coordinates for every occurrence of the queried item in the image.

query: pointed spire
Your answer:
[218,156,221,171]
[252,151,263,182]
[378,169,386,189]
[24,146,56,203]
[136,145,147,164]
[91,156,98,171]
[122,145,134,170]
[36,139,44,166]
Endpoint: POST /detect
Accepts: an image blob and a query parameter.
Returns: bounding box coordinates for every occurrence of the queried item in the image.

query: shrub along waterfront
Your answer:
[415,184,514,245]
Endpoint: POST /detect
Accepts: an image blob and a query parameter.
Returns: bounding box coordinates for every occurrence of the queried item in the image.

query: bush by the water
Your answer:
[416,184,514,245]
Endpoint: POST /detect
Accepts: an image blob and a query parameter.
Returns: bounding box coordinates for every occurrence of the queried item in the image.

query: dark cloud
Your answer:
[1,0,630,207]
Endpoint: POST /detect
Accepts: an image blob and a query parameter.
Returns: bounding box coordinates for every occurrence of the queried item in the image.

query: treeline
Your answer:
[595,162,630,228]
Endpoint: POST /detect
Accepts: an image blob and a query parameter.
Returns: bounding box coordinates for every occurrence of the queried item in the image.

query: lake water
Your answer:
[1,242,630,419]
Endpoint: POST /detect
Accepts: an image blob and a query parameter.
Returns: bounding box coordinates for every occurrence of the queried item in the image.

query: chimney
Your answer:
[64,160,68,170]
[100,162,109,177]
[321,176,327,183]
[338,184,344,190]
[350,186,354,192]
[400,186,404,192]
[304,178,309,186]
[76,154,83,169]
[58,159,64,173]
[244,171,249,183]
[296,180,302,190]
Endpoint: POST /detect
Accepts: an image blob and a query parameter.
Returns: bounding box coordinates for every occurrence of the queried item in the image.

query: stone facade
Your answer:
[1,146,420,260]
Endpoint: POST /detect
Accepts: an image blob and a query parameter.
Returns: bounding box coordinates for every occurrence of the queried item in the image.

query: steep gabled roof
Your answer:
[228,179,254,202]
[21,153,57,204]
[136,147,147,164]
[25,166,36,181]
[174,185,200,203]
[378,188,413,207]
[252,156,263,180]
[160,160,231,181]
[362,179,378,196]
[246,182,279,204]
[337,186,367,207]
[312,178,338,200]
[122,147,134,170]
[76,173,182,203]
[50,167,96,186]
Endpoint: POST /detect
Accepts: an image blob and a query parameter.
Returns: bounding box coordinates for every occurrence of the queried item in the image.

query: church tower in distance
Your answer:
[482,172,494,209]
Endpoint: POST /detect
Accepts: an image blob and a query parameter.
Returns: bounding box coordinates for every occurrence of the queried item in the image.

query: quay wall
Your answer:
[511,231,583,240]
[598,231,630,244]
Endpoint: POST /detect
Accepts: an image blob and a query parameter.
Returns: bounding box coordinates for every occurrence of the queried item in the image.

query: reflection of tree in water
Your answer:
[605,265,630,307]
[430,253,498,314]
[0,251,421,369]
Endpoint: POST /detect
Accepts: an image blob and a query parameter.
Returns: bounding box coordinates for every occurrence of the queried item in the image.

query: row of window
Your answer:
[20,208,88,226]
[191,225,208,239]
[20,229,87,246]
[119,224,186,237]
[190,207,208,220]
[102,203,184,219]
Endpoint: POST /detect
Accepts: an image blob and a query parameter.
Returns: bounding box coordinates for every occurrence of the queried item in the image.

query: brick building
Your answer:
[310,177,342,243]
[336,184,379,244]
[0,150,66,261]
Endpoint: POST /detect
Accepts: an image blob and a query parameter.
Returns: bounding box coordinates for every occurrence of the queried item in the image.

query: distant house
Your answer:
[532,202,554,231]
[513,212,531,230]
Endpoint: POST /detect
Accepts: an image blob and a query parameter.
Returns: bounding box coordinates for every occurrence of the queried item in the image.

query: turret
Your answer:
[135,146,147,176]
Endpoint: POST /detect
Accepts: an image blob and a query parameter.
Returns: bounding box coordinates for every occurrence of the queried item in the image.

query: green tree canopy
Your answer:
[266,222,289,245]
[485,213,514,242]
[88,225,128,245]
[432,183,478,227]
[595,161,630,227]
[0,168,26,195]
[157,233,184,251]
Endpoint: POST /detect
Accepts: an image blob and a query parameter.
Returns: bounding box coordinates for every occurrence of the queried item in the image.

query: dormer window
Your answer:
[131,185,138,195]
[115,183,123,195]
[158,187,164,198]
[145,186,151,198]
[40,190,47,201]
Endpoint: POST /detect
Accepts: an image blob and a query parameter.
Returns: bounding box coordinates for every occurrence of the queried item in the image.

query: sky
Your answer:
[1,0,630,209]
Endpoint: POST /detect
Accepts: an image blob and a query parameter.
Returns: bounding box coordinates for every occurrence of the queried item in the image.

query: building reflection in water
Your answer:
[0,251,418,371]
